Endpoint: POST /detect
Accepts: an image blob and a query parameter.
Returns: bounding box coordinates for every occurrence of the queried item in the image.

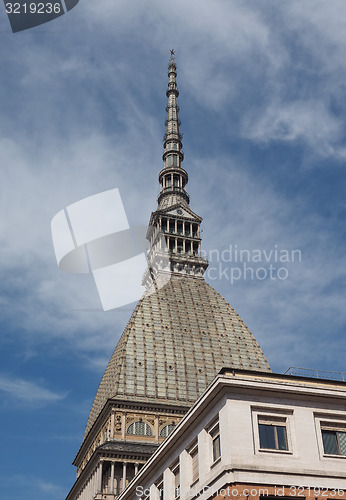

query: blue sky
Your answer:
[1,1,346,498]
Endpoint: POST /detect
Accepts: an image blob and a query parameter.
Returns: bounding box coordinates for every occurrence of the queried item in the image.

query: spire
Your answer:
[158,50,189,209]
[163,50,183,167]
[143,52,209,284]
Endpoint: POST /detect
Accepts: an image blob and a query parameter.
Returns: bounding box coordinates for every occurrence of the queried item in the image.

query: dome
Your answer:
[85,274,270,438]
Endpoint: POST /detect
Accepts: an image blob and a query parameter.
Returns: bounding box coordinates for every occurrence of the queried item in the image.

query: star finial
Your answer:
[170,49,175,57]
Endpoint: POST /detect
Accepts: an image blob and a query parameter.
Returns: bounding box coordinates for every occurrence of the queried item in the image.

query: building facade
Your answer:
[65,53,270,500]
[117,369,346,500]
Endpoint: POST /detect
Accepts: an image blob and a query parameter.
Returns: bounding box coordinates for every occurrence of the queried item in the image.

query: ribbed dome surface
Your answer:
[85,274,270,437]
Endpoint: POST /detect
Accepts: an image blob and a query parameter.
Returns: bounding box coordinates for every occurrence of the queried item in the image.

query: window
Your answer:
[210,424,221,462]
[190,445,199,483]
[258,416,288,451]
[127,421,153,436]
[172,463,180,498]
[156,478,164,500]
[160,424,176,437]
[321,426,346,456]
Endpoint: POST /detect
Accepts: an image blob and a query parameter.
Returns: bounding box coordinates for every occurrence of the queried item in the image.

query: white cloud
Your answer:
[0,375,67,404]
[0,0,345,375]
[36,478,66,496]
[241,100,344,158]
[0,475,66,500]
[194,154,346,372]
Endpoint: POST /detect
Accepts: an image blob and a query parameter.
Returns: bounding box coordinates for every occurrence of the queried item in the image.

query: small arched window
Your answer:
[127,421,153,436]
[160,424,176,437]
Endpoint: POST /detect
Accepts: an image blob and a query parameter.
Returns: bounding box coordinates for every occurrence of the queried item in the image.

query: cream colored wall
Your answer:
[122,379,346,500]
[221,390,346,484]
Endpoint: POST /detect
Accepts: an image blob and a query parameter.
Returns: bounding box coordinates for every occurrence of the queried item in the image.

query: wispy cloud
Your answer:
[0,475,66,500]
[36,478,67,496]
[195,153,346,372]
[0,375,67,405]
[241,100,344,158]
[0,0,345,377]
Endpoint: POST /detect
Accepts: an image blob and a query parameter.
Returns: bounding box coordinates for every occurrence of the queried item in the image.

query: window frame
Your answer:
[318,418,346,459]
[171,462,180,499]
[258,416,288,451]
[155,477,164,500]
[126,421,153,437]
[160,424,176,438]
[187,441,199,486]
[209,422,221,464]
[252,408,293,455]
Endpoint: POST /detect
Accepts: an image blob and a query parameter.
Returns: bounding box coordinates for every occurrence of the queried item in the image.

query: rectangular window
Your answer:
[213,434,221,461]
[188,444,199,484]
[210,424,221,462]
[258,417,288,451]
[172,464,180,499]
[156,478,164,500]
[322,428,346,456]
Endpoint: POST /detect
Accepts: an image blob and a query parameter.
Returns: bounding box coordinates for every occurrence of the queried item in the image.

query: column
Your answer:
[198,430,208,481]
[175,219,177,234]
[122,413,126,439]
[190,223,193,239]
[155,415,159,440]
[93,468,97,498]
[180,450,190,500]
[110,462,115,495]
[122,462,127,492]
[97,462,103,494]
[163,468,175,500]
[92,474,95,498]
[111,412,115,438]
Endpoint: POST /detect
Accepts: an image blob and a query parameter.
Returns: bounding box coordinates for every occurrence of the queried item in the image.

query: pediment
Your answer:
[156,204,202,221]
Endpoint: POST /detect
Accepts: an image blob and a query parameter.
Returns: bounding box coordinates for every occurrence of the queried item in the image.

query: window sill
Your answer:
[323,453,346,459]
[210,456,221,469]
[258,448,293,455]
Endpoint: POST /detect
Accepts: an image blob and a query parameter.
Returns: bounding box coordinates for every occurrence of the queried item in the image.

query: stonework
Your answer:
[85,275,270,439]
[117,370,346,500]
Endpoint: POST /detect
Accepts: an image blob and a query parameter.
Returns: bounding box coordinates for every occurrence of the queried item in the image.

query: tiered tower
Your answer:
[143,50,208,286]
[65,53,270,500]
